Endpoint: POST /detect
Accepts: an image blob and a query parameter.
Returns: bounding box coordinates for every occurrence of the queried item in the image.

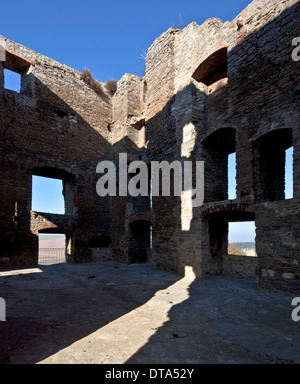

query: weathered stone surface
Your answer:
[1,263,299,364]
[0,0,299,293]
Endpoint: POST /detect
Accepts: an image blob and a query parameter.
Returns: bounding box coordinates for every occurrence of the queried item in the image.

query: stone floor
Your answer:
[0,261,299,364]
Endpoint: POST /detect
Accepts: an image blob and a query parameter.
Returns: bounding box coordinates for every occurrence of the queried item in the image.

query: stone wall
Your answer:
[223,255,259,281]
[119,0,300,292]
[0,37,113,266]
[0,0,299,293]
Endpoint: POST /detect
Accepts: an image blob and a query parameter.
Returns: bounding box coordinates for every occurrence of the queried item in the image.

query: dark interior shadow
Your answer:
[0,0,299,365]
[0,263,181,364]
[0,74,112,266]
[127,1,300,362]
[125,270,300,364]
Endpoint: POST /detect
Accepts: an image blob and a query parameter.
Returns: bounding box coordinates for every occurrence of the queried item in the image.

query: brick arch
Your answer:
[3,48,34,73]
[252,127,293,146]
[201,126,236,152]
[38,223,58,232]
[129,214,152,225]
[38,224,72,234]
[37,221,73,235]
[201,202,254,221]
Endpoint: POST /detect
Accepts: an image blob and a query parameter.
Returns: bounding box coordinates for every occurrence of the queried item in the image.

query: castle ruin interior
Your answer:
[0,0,299,296]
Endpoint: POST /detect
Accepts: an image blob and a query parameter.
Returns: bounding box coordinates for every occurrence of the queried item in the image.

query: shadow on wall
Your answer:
[0,0,299,365]
[0,73,112,266]
[141,0,300,281]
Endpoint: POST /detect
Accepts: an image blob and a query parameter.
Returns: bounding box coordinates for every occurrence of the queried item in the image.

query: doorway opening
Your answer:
[38,233,66,265]
[129,221,151,264]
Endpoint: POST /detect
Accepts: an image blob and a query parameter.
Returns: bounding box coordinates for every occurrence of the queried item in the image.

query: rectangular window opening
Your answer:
[228,152,237,200]
[228,221,257,257]
[38,233,66,265]
[254,129,293,201]
[32,175,65,214]
[4,68,21,93]
[285,146,294,200]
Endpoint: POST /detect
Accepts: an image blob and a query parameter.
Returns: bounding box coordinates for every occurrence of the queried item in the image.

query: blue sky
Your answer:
[1,0,251,82]
[229,222,256,243]
[285,147,294,200]
[32,176,65,214]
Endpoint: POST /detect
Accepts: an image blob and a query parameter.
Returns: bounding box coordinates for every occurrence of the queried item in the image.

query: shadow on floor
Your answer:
[1,263,299,364]
[0,262,179,364]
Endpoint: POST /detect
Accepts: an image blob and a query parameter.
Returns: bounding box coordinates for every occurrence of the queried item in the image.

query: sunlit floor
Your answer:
[0,262,299,364]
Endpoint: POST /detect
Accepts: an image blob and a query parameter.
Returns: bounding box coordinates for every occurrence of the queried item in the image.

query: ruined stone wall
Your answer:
[0,37,113,266]
[223,254,259,281]
[110,73,148,263]
[0,0,299,293]
[130,0,300,292]
[226,0,300,292]
[143,29,181,271]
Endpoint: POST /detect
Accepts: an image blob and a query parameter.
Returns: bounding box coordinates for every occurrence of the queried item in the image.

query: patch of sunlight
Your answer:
[181,189,193,231]
[0,268,43,277]
[181,123,196,158]
[37,266,196,364]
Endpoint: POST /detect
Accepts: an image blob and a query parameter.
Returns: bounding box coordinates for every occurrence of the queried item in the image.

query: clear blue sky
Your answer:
[32,176,65,214]
[1,0,251,82]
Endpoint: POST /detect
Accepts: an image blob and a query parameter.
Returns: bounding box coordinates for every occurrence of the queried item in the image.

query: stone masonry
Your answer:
[0,0,299,293]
